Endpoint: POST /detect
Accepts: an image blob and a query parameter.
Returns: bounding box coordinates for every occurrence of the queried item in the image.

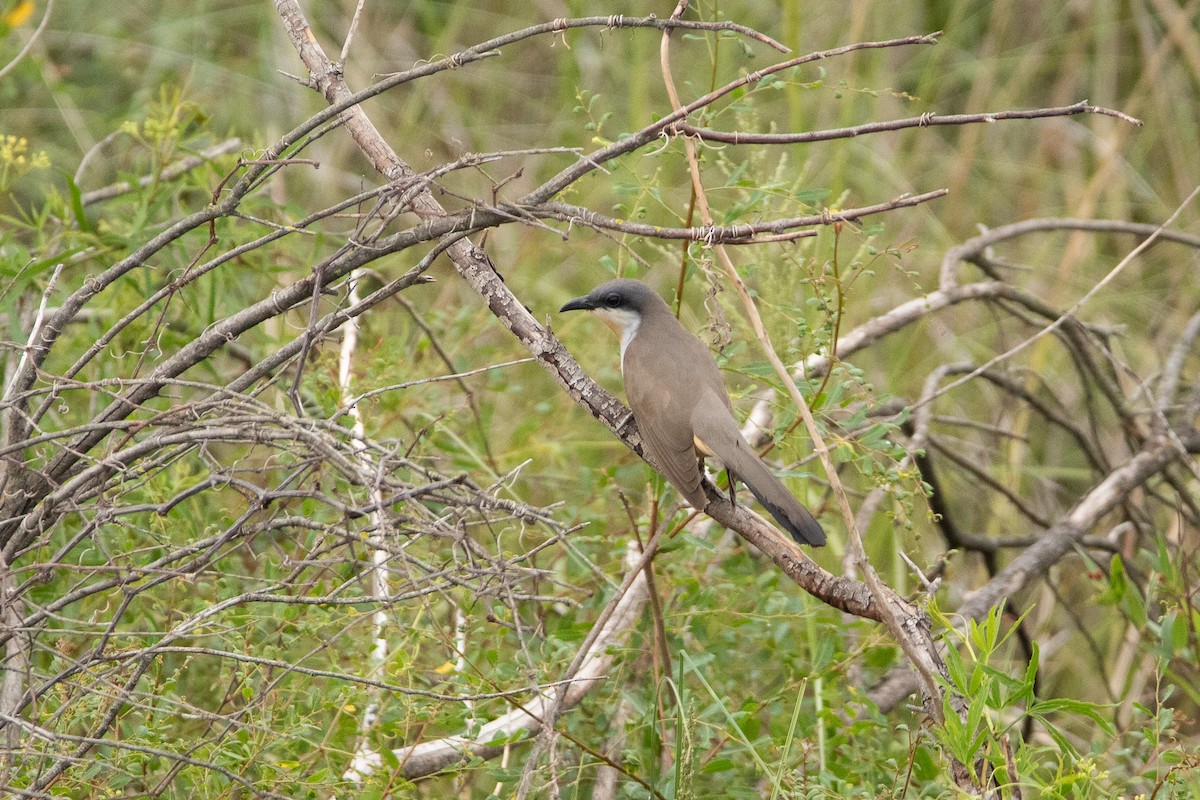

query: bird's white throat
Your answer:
[593,307,642,370]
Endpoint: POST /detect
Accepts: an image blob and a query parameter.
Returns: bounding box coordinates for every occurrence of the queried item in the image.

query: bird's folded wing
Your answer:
[638,417,707,509]
[626,373,707,510]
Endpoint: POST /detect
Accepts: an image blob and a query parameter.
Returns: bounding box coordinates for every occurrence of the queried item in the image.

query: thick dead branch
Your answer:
[869,432,1188,711]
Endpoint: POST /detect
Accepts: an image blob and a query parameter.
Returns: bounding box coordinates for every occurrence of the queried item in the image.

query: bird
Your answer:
[559,278,825,547]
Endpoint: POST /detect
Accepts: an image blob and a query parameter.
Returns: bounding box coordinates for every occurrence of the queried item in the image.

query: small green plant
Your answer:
[0,132,49,191]
[119,85,209,176]
[931,602,1117,795]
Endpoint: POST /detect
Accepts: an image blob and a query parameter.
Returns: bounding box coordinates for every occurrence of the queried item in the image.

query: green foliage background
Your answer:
[1,1,1198,797]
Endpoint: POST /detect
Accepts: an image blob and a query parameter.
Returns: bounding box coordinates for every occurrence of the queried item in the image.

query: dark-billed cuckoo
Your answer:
[560,279,825,547]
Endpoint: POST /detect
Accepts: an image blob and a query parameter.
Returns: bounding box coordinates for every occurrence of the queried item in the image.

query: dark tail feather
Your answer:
[742,479,826,547]
[724,445,826,546]
[702,420,827,547]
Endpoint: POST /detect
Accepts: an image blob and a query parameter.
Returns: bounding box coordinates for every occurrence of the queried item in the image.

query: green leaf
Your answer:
[1095,554,1126,605]
[912,744,938,781]
[1156,611,1188,659]
[943,644,969,693]
[1018,641,1039,705]
[1119,577,1148,629]
[1030,697,1115,736]
[64,171,93,232]
[794,188,830,203]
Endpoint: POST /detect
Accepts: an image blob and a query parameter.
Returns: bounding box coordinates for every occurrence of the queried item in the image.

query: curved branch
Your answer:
[0,0,55,82]
[868,432,1189,711]
[939,217,1200,289]
[533,191,948,241]
[79,138,244,206]
[677,100,1141,145]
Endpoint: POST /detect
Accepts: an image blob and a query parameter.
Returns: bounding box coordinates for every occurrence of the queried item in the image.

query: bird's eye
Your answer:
[604,293,621,308]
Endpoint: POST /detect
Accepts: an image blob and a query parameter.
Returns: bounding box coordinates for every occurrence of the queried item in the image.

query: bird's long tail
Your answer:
[719,438,826,547]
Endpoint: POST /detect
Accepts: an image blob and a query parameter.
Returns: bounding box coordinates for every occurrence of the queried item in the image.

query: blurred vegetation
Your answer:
[1,0,1198,798]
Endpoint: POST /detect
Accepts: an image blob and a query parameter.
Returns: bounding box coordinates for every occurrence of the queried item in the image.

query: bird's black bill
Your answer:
[559,296,595,313]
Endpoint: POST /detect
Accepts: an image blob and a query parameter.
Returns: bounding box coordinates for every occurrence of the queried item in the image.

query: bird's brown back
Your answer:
[622,301,730,509]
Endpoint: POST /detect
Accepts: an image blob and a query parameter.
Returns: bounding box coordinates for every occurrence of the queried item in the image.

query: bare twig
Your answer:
[677,100,1142,145]
[919,185,1200,408]
[0,0,55,82]
[79,138,244,206]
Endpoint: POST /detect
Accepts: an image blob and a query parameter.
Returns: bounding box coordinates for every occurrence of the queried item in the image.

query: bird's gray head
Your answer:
[558,279,664,316]
[559,279,668,359]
